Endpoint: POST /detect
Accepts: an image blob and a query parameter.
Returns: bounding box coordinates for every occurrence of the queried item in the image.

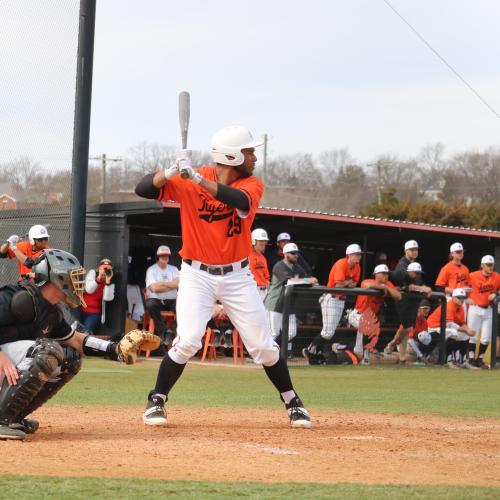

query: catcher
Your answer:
[0,249,159,441]
[348,264,401,364]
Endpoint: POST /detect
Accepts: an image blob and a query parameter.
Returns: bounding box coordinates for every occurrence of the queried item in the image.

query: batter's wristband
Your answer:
[192,172,203,184]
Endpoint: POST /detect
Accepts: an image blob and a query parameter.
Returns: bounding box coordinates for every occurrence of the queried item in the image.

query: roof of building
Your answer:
[255,205,500,238]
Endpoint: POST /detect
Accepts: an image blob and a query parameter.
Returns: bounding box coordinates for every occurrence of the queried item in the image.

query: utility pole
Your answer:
[367,161,384,206]
[262,133,268,185]
[89,154,122,202]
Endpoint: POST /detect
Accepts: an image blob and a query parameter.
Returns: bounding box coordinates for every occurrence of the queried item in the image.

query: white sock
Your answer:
[153,393,167,402]
[281,390,296,404]
[354,332,363,353]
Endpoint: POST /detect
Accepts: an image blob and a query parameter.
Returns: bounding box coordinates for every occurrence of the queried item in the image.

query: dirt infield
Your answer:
[1,406,499,487]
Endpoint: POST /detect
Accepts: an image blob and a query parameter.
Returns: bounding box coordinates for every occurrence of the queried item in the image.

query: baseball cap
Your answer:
[99,258,113,267]
[404,240,419,250]
[407,262,423,273]
[450,242,464,253]
[283,242,299,254]
[346,243,362,255]
[481,255,495,265]
[156,245,171,256]
[277,232,291,242]
[373,264,389,274]
[452,288,467,299]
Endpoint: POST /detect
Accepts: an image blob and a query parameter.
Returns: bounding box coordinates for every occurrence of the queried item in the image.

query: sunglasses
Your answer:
[288,251,299,256]
[35,237,49,242]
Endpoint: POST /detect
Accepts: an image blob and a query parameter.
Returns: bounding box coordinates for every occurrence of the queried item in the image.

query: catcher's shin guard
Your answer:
[0,339,64,424]
[20,347,82,419]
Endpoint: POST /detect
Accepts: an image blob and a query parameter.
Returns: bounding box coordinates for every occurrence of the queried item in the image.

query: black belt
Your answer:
[184,258,249,276]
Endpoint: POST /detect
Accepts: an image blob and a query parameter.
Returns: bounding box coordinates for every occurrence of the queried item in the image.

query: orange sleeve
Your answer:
[435,265,449,287]
[332,259,348,285]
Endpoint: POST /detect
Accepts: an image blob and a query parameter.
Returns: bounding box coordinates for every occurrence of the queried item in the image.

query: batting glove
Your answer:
[180,165,203,184]
[6,234,19,249]
[164,161,180,180]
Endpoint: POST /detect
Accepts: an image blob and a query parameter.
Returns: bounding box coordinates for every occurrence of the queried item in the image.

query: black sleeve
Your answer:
[389,258,408,286]
[135,173,160,199]
[23,257,35,269]
[48,317,74,341]
[272,262,293,283]
[214,183,250,211]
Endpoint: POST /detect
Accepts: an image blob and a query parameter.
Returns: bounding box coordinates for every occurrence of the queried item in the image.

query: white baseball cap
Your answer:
[452,288,467,299]
[277,232,291,242]
[283,242,299,254]
[156,245,171,256]
[346,243,362,255]
[404,240,419,250]
[417,331,432,346]
[481,255,495,265]
[450,242,464,253]
[407,262,423,273]
[373,264,389,274]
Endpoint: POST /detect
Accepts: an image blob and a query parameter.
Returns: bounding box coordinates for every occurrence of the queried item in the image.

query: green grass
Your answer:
[0,475,498,500]
[50,358,500,418]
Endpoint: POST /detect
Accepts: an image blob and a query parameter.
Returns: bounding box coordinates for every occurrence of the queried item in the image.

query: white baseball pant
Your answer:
[319,294,345,340]
[347,309,363,356]
[169,262,280,366]
[467,305,493,344]
[258,287,268,301]
[268,311,297,341]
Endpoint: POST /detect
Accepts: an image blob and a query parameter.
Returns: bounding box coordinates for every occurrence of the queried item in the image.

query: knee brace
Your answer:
[21,347,81,419]
[0,339,64,424]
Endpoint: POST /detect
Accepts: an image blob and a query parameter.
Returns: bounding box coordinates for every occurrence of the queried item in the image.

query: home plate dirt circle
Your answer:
[2,406,499,487]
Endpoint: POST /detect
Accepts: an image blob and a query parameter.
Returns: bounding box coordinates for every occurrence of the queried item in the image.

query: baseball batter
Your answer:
[0,225,50,280]
[249,228,270,300]
[135,125,312,428]
[0,249,156,440]
[303,244,362,358]
[466,255,500,368]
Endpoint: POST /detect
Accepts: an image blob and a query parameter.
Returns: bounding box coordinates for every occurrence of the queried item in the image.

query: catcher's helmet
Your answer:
[251,228,269,245]
[210,125,263,166]
[29,224,50,244]
[32,249,86,308]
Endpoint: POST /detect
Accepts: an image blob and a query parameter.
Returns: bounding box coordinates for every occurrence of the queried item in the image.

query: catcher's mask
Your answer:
[32,249,87,308]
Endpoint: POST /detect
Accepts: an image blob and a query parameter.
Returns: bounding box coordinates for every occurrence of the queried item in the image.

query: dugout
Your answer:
[1,200,500,339]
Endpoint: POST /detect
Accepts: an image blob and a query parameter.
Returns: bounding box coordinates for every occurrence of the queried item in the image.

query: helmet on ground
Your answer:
[251,228,269,245]
[29,224,50,244]
[210,125,263,166]
[32,249,86,308]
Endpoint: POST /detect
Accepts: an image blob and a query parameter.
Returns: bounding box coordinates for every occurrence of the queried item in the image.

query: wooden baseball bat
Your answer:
[178,91,191,179]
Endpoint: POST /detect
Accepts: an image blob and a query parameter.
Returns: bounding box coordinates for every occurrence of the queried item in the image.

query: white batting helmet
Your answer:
[210,125,263,166]
[29,224,50,244]
[251,228,269,245]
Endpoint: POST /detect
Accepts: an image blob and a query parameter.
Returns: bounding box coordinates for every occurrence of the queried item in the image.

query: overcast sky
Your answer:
[1,0,500,170]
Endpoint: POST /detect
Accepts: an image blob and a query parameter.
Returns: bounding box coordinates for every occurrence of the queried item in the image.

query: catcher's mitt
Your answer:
[117,329,161,364]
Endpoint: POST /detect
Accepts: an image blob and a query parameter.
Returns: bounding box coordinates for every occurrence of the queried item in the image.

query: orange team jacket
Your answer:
[7,241,45,278]
[427,299,465,329]
[435,262,470,290]
[327,257,361,299]
[355,279,396,314]
[158,166,263,265]
[249,248,270,286]
[409,315,428,339]
[468,270,500,307]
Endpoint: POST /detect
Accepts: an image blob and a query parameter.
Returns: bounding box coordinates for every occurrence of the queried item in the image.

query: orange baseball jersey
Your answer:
[409,315,428,339]
[249,248,270,286]
[158,166,263,265]
[355,279,396,314]
[7,241,44,278]
[427,299,465,329]
[469,270,500,307]
[435,262,470,290]
[326,257,361,299]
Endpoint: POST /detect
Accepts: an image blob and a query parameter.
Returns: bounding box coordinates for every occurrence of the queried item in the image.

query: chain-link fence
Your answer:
[0,2,79,283]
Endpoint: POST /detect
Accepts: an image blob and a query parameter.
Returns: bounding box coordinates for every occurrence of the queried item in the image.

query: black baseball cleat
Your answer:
[143,394,168,426]
[10,418,39,434]
[0,423,26,440]
[286,397,312,429]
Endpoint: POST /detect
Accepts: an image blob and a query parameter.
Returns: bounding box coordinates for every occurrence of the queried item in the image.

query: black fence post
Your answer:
[491,296,499,369]
[281,285,294,362]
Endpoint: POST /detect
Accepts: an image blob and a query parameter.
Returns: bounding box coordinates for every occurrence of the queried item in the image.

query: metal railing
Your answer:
[280,284,447,364]
[491,296,499,369]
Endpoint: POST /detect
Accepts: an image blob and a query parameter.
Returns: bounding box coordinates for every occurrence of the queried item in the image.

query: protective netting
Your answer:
[0,1,79,284]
